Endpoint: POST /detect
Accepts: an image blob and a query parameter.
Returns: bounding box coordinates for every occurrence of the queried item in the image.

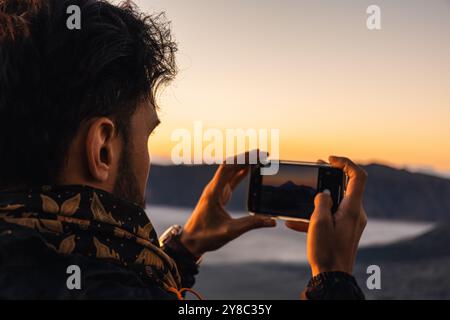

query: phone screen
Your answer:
[248,162,344,220]
[258,164,318,219]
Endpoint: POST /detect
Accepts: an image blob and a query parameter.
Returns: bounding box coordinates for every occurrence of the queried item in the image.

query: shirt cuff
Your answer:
[301,272,365,300]
[162,235,199,289]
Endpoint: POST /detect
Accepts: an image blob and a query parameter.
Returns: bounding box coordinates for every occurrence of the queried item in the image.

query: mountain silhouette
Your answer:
[146,163,450,222]
[278,181,300,190]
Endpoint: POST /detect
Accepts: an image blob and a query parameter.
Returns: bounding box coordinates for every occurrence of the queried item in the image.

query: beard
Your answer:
[113,146,146,208]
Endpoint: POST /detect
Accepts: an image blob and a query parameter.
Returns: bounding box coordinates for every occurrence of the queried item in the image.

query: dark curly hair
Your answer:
[0,0,177,188]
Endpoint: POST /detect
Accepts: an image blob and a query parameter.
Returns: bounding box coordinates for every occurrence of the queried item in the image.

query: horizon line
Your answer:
[149,156,450,180]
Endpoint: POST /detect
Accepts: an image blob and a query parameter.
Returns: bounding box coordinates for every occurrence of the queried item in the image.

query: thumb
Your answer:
[228,215,276,239]
[310,190,334,229]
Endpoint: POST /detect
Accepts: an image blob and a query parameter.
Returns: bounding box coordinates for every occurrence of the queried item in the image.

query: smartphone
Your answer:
[247,161,347,222]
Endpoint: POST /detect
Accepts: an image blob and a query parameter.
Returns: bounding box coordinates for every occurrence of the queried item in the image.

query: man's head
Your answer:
[0,0,177,207]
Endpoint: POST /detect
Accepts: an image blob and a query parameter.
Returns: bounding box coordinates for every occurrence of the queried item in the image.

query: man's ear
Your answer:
[85,117,120,183]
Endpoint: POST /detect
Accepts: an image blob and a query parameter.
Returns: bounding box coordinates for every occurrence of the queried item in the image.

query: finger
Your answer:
[228,215,276,239]
[310,191,333,228]
[213,150,268,190]
[350,208,367,267]
[229,167,250,190]
[317,159,328,164]
[328,156,368,202]
[208,164,239,194]
[285,220,309,233]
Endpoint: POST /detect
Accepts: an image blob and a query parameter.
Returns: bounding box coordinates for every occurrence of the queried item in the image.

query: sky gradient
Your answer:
[133,0,450,176]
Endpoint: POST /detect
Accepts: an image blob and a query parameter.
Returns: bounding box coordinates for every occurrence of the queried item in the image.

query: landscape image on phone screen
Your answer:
[260,165,319,218]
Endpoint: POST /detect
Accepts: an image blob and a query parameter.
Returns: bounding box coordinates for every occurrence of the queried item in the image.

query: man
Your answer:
[0,0,367,299]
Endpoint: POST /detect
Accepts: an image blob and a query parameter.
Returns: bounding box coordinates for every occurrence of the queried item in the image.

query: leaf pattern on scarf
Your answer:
[57,216,90,230]
[0,204,24,211]
[41,194,80,216]
[22,212,38,218]
[91,192,122,226]
[60,194,80,216]
[40,219,64,234]
[0,186,182,290]
[58,235,76,254]
[135,248,163,270]
[41,195,60,214]
[135,222,153,240]
[45,242,58,252]
[1,214,63,235]
[2,217,42,230]
[93,237,120,260]
[113,227,134,239]
[135,237,153,248]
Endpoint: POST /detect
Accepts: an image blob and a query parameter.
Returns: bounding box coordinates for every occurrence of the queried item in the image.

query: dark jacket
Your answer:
[0,185,364,300]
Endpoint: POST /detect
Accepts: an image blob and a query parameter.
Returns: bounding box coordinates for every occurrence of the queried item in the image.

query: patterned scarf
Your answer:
[0,185,182,291]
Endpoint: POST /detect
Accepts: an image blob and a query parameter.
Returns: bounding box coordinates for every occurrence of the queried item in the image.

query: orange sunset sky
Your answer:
[132,0,450,177]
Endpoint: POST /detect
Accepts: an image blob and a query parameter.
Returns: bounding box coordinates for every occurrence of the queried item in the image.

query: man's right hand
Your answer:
[286,156,368,277]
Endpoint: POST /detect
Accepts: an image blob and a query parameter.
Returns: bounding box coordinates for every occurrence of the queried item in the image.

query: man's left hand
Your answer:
[180,154,276,257]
